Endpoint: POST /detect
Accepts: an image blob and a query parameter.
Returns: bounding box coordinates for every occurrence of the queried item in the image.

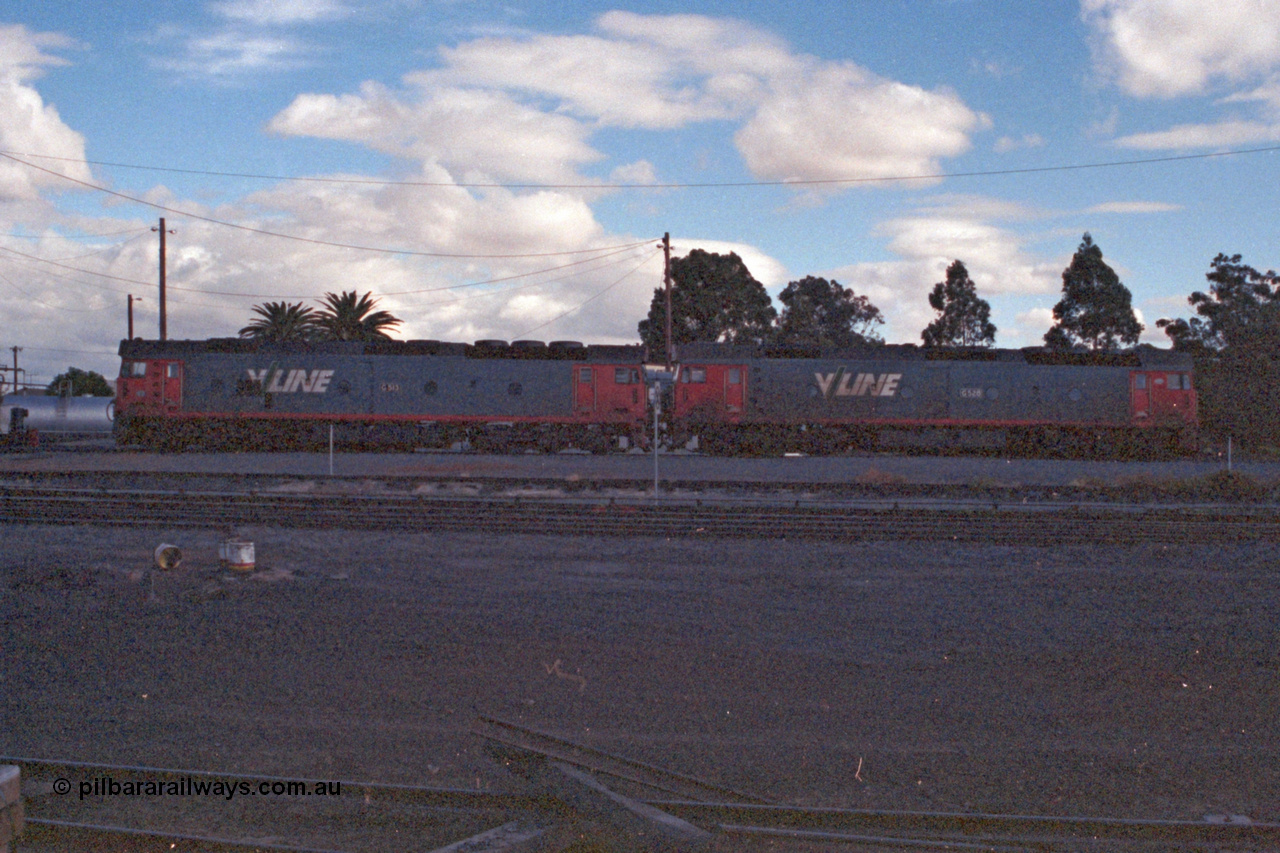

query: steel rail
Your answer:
[473,714,773,805]
[3,485,1280,544]
[659,801,1280,846]
[11,756,1279,851]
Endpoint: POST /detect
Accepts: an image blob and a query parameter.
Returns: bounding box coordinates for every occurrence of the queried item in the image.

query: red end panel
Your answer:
[117,360,183,416]
[1150,370,1196,426]
[673,364,746,423]
[1131,370,1197,427]
[572,364,646,423]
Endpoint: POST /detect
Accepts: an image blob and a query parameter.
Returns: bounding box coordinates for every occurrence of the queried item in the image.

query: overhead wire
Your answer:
[3,145,1279,189]
[0,152,655,259]
[402,247,655,310]
[512,248,658,339]
[0,236,651,302]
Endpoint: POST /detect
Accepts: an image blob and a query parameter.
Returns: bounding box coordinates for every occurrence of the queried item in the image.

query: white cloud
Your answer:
[1083,0,1280,98]
[824,197,1064,344]
[1114,117,1280,148]
[1084,2,1280,150]
[1012,307,1057,346]
[609,160,658,185]
[393,12,985,186]
[994,133,1044,153]
[151,0,352,81]
[269,82,604,186]
[0,25,92,201]
[1086,200,1182,213]
[1222,74,1280,116]
[157,31,313,78]
[735,63,985,185]
[211,0,353,25]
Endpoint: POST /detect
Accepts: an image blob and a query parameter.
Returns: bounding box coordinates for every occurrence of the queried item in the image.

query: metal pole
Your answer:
[158,218,167,340]
[662,233,672,371]
[329,424,335,476]
[153,218,172,340]
[653,390,660,496]
[128,294,135,340]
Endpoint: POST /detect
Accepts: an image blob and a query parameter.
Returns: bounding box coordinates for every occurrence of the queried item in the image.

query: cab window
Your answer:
[727,368,741,385]
[1135,374,1146,390]
[121,361,147,377]
[578,367,593,383]
[614,368,634,384]
[166,364,180,378]
[681,367,707,384]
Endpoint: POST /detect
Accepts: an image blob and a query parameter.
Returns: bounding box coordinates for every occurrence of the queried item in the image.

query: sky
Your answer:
[2,0,1279,387]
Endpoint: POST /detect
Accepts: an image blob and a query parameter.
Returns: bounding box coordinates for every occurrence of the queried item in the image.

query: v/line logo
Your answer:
[815,369,902,399]
[246,368,335,393]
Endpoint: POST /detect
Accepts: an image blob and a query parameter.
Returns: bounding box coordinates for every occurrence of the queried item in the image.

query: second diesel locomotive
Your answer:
[668,343,1197,456]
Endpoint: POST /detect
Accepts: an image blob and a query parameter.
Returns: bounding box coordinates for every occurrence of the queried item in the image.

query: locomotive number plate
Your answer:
[959,387,983,399]
[380,382,401,392]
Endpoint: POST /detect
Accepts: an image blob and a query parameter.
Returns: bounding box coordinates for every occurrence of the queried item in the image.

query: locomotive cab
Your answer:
[116,358,184,417]
[673,363,746,420]
[1130,370,1196,426]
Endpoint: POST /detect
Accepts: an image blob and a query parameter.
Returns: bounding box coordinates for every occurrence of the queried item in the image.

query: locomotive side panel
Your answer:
[181,353,366,417]
[368,357,573,419]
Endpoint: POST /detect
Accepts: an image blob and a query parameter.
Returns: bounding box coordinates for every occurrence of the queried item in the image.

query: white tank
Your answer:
[0,395,116,435]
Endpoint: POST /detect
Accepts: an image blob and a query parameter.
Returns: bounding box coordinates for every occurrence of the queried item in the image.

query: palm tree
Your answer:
[313,290,402,341]
[239,301,319,341]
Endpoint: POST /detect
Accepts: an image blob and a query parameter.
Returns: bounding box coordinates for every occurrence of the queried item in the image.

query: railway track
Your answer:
[8,718,1280,853]
[2,484,1280,544]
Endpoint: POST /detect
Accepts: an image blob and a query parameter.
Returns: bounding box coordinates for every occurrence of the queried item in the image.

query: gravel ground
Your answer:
[2,523,1278,849]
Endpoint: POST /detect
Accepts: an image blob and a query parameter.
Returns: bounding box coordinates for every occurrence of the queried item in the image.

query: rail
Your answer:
[3,484,1280,544]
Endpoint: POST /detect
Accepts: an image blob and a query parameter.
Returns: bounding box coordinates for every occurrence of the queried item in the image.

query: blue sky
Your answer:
[2,0,1279,385]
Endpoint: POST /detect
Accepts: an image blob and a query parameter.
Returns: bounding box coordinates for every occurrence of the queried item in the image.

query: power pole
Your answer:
[128,294,136,340]
[152,218,175,340]
[11,346,21,392]
[662,232,672,370]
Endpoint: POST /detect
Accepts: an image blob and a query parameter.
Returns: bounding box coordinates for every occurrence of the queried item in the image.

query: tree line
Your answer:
[637,233,1143,353]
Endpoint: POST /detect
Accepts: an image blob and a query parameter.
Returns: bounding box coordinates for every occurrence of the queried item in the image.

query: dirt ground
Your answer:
[2,523,1278,848]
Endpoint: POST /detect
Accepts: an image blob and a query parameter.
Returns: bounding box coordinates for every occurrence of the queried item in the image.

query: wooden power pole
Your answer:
[152,218,174,340]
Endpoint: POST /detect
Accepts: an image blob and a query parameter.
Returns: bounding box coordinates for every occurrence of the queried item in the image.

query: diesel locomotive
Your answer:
[115,338,650,452]
[669,343,1197,456]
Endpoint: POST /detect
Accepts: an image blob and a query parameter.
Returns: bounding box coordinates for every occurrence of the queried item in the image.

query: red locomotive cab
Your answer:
[1130,369,1196,426]
[118,358,184,416]
[673,363,746,422]
[573,364,645,420]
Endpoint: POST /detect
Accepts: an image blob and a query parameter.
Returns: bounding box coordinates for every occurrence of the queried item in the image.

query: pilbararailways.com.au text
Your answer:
[56,776,341,801]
